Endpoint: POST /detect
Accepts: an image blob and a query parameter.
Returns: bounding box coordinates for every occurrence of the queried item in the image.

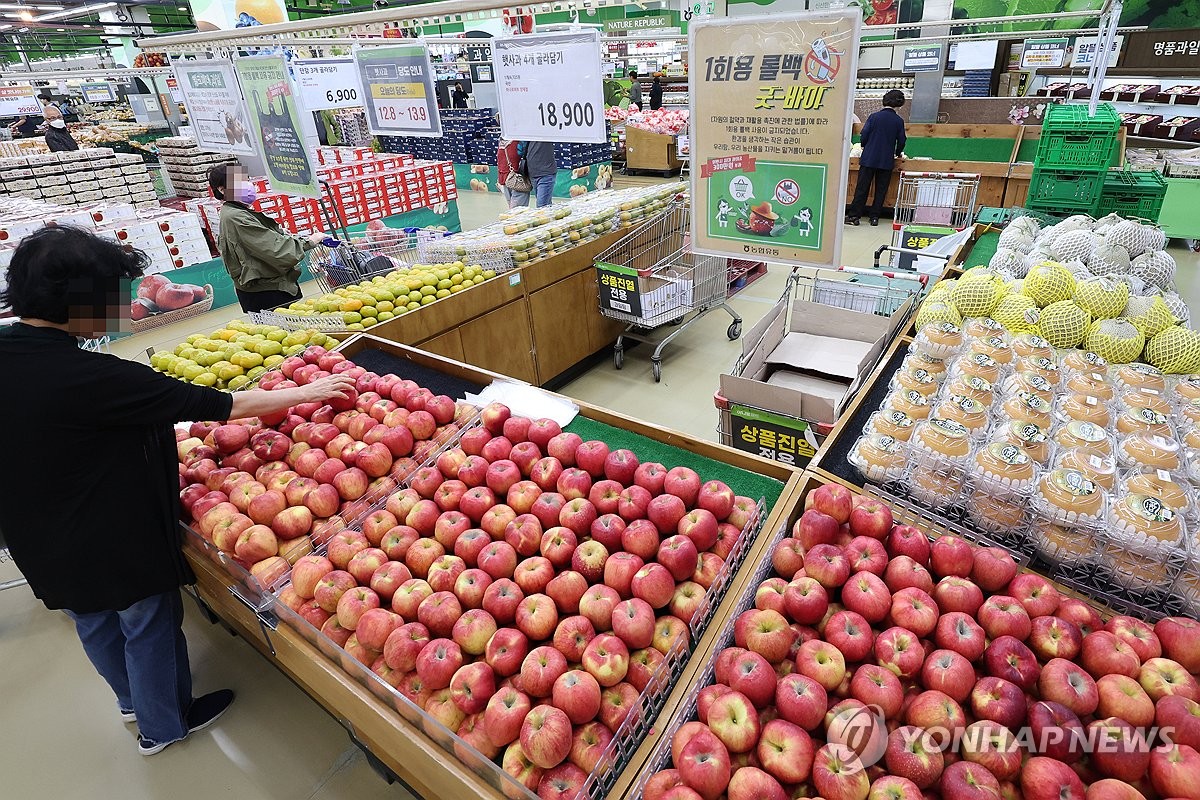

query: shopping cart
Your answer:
[715,265,927,464]
[891,171,979,267]
[595,202,741,383]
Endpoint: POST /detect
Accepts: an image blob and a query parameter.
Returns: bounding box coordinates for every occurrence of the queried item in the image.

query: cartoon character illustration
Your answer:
[794,207,814,236]
[716,197,733,228]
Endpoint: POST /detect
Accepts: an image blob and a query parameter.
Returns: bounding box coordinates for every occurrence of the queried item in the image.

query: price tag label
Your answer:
[293,58,363,111]
[493,30,607,145]
[354,44,442,138]
[0,84,43,117]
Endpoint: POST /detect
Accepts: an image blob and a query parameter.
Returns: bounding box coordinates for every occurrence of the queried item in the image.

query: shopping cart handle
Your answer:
[322,237,342,248]
[873,244,950,271]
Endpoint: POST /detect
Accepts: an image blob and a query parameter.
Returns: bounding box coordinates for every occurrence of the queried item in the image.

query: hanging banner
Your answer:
[292,58,362,111]
[234,55,319,198]
[492,30,607,145]
[1070,34,1123,68]
[187,0,288,29]
[80,83,117,103]
[172,59,257,156]
[1021,38,1070,68]
[689,10,860,269]
[354,44,441,138]
[0,84,41,117]
[604,13,673,33]
[902,44,944,73]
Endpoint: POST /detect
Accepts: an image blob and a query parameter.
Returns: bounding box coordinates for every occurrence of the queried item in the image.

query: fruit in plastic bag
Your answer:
[1037,300,1091,348]
[1082,317,1146,364]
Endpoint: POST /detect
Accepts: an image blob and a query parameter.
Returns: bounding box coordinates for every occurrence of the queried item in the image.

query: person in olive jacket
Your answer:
[209,165,326,313]
[0,225,355,756]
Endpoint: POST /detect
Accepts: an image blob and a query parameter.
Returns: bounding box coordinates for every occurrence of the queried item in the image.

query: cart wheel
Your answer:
[1190,239,1200,253]
[668,316,684,326]
[614,348,624,370]
[652,360,662,383]
[727,320,742,340]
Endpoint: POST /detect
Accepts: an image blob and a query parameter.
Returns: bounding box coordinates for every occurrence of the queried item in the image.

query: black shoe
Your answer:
[138,735,181,756]
[186,689,235,734]
[845,216,859,226]
[870,218,880,226]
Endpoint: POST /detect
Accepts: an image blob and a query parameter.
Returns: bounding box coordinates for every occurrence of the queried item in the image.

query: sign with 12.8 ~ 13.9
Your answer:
[354,44,442,138]
[689,10,861,269]
[492,30,607,145]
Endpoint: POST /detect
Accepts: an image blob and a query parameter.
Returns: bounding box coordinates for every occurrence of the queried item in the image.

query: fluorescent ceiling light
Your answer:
[33,2,115,21]
[0,4,64,9]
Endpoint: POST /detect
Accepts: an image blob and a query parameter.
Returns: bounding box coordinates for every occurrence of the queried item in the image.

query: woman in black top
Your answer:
[452,82,469,109]
[649,76,664,111]
[0,226,353,756]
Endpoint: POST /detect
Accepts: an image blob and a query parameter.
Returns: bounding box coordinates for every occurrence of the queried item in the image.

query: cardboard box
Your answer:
[719,297,910,426]
[625,126,682,172]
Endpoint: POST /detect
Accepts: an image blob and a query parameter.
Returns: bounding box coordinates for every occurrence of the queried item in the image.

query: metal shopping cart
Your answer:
[715,265,927,465]
[595,202,741,383]
[891,171,980,267]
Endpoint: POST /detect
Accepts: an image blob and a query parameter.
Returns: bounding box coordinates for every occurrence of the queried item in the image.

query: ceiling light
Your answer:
[0,4,64,9]
[33,2,116,21]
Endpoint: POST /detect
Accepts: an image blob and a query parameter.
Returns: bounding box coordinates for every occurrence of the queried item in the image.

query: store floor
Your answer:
[3,185,1198,799]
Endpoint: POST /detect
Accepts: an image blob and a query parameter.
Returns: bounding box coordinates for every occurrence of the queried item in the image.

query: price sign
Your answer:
[0,84,41,117]
[293,58,362,111]
[354,44,441,138]
[493,30,607,144]
[80,82,116,103]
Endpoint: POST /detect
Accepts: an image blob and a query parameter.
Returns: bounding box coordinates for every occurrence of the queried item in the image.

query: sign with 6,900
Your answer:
[493,30,607,144]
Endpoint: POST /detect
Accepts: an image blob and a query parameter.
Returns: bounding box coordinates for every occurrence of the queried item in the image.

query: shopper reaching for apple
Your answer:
[0,225,353,757]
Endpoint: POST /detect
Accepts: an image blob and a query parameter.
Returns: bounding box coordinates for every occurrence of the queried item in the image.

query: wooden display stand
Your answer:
[368,232,628,386]
[625,126,682,175]
[185,335,805,800]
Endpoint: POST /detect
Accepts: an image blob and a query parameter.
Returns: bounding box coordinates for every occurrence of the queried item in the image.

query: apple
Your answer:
[581,633,629,687]
[846,536,889,577]
[929,535,974,578]
[292,554,335,599]
[1028,700,1085,762]
[920,649,975,703]
[890,587,938,638]
[784,577,830,626]
[940,761,1001,800]
[1080,630,1142,679]
[1009,573,1061,618]
[868,775,922,800]
[1094,674,1155,729]
[559,498,597,539]
[960,720,1021,781]
[1084,779,1148,800]
[934,612,986,662]
[1040,658,1099,717]
[812,743,869,800]
[484,686,532,748]
[621,519,660,561]
[551,669,602,726]
[546,570,587,615]
[604,552,645,599]
[347,547,388,585]
[520,704,572,769]
[905,690,965,748]
[634,462,668,495]
[795,639,846,692]
[886,525,930,567]
[451,607,497,656]
[1021,756,1085,800]
[970,677,1027,730]
[313,569,357,613]
[417,590,463,638]
[552,614,596,663]
[570,720,613,773]
[1156,617,1200,673]
[727,766,786,800]
[809,484,853,524]
[547,432,583,466]
[390,578,432,619]
[1107,616,1162,663]
[590,514,626,553]
[540,526,578,569]
[983,635,1041,692]
[842,571,892,625]
[612,598,656,650]
[796,509,840,550]
[805,544,850,589]
[481,402,511,435]
[971,547,1018,592]
[848,499,893,542]
[520,645,568,698]
[824,610,875,663]
[580,584,620,632]
[617,484,652,523]
[875,627,923,680]
[570,540,609,584]
[515,593,559,641]
[632,564,676,609]
[484,626,529,678]
[514,556,554,595]
[530,492,566,531]
[692,554,723,591]
[1030,615,1083,662]
[774,672,827,732]
[850,664,904,720]
[1089,717,1152,782]
[599,682,638,733]
[885,725,944,789]
[648,495,688,537]
[1140,657,1199,702]
[336,586,380,631]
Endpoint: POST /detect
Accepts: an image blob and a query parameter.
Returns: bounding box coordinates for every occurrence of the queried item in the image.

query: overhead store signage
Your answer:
[354,44,442,138]
[464,41,494,84]
[172,58,258,156]
[0,84,41,117]
[604,13,672,33]
[1122,29,1200,68]
[189,0,286,29]
[1021,38,1070,69]
[293,58,362,111]
[234,55,319,198]
[1070,35,1123,68]
[492,30,607,145]
[902,44,944,73]
[80,83,117,103]
[950,40,998,71]
[689,9,860,269]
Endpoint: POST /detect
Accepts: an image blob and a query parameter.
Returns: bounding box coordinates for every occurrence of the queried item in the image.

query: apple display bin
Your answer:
[244,333,805,800]
[178,350,493,612]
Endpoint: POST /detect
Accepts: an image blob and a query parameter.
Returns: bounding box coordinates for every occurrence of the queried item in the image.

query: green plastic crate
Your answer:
[1096,169,1167,222]
[1034,103,1121,172]
[1027,167,1104,213]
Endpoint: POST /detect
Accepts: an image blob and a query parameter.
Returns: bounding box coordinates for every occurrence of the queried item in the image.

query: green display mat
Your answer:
[1015,139,1039,163]
[563,416,786,508]
[852,135,1014,164]
[962,230,1001,269]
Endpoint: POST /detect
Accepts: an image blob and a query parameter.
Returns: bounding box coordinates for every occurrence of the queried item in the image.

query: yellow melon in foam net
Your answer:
[1022,261,1076,307]
[950,273,1008,317]
[1144,326,1200,375]
[993,294,1040,334]
[1037,300,1091,349]
[1083,317,1146,365]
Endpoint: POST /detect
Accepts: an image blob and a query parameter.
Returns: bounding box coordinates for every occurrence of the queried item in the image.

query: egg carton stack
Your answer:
[850,319,1200,619]
[156,137,238,199]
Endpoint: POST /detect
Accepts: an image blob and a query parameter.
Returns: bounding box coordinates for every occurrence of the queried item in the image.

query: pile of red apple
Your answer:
[175,345,472,584]
[273,402,762,800]
[643,482,1200,800]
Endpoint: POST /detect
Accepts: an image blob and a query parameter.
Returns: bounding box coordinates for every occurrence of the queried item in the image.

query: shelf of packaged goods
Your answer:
[184,333,806,800]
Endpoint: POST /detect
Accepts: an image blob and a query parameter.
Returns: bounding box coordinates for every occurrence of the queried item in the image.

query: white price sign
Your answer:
[493,30,607,145]
[293,58,363,111]
[0,84,41,117]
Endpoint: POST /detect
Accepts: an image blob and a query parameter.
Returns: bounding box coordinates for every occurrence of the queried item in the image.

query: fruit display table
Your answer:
[181,333,806,800]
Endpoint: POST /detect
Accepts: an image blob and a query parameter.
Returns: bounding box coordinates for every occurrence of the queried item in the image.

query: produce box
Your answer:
[625,126,682,173]
[1033,103,1120,172]
[250,333,802,800]
[1096,169,1168,221]
[1026,167,1104,213]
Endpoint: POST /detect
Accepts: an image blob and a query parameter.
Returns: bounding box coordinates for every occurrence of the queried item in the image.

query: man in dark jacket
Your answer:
[0,225,353,756]
[847,89,907,226]
[649,76,664,111]
[518,140,558,208]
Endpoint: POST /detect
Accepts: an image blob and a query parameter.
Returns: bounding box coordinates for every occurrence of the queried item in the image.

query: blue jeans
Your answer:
[66,590,192,743]
[532,174,555,208]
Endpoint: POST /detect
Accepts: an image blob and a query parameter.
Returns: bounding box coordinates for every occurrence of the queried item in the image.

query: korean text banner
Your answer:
[172,58,258,157]
[234,55,319,198]
[354,44,442,138]
[0,84,42,117]
[689,11,860,269]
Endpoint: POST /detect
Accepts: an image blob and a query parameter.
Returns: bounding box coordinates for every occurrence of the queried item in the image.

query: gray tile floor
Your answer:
[3,182,1197,798]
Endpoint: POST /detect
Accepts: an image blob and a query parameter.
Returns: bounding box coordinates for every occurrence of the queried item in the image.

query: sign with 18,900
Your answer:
[492,30,607,145]
[354,44,442,138]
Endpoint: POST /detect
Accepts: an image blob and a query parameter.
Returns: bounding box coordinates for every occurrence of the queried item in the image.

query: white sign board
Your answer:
[492,30,607,144]
[293,58,363,111]
[0,85,42,117]
[354,44,441,137]
[1021,38,1070,69]
[1071,35,1123,68]
[172,59,257,156]
[952,40,999,70]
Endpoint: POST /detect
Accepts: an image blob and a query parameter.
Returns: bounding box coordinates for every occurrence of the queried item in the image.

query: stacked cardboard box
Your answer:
[156,137,239,199]
[0,148,158,208]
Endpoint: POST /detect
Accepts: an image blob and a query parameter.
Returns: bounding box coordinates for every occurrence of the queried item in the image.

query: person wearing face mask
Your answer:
[42,106,79,152]
[208,165,326,313]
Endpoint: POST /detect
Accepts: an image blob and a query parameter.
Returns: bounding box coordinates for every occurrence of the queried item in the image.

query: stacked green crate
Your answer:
[1096,169,1168,222]
[1027,104,1122,215]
